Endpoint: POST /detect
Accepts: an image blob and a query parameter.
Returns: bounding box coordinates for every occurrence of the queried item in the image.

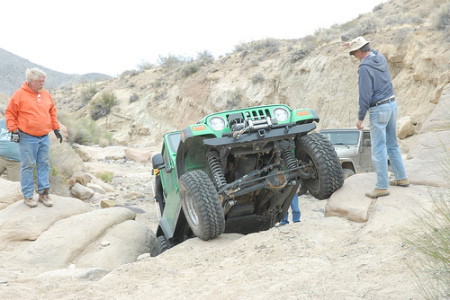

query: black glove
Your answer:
[54,129,63,143]
[11,131,20,143]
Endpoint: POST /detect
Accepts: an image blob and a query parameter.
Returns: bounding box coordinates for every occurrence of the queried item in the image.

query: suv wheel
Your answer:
[158,235,174,253]
[179,170,225,241]
[343,168,355,179]
[295,133,344,199]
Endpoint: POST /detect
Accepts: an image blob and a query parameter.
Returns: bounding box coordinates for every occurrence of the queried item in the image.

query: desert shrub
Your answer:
[403,190,450,299]
[252,38,280,54]
[180,63,200,78]
[359,16,379,35]
[394,27,414,44]
[234,42,249,53]
[289,49,310,63]
[58,114,113,145]
[432,2,450,40]
[158,54,190,70]
[49,142,84,179]
[225,88,242,110]
[129,93,139,103]
[80,85,98,104]
[96,171,114,183]
[137,60,154,70]
[154,90,168,102]
[90,91,118,120]
[251,73,265,85]
[120,69,139,78]
[197,50,214,66]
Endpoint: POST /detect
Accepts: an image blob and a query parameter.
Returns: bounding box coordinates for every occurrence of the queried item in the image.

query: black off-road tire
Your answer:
[179,170,225,241]
[158,235,174,253]
[295,133,344,199]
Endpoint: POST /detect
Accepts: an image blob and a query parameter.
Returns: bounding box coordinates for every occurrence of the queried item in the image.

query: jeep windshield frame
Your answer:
[319,131,360,146]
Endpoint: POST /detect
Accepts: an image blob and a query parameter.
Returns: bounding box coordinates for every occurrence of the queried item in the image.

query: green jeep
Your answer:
[152,104,343,251]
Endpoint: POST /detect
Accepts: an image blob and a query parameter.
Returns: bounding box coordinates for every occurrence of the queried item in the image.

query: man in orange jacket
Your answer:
[5,68,63,208]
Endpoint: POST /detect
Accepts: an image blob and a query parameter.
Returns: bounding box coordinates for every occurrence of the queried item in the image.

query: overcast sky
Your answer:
[0,0,386,76]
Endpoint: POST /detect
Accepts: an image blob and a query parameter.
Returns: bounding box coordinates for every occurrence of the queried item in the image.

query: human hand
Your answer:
[341,41,350,48]
[10,131,19,143]
[54,129,63,143]
[356,120,364,130]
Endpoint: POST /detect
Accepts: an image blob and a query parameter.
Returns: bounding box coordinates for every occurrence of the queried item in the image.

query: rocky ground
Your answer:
[1,144,444,299]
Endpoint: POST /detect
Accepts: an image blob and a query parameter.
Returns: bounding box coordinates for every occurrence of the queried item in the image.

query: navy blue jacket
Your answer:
[358,50,394,121]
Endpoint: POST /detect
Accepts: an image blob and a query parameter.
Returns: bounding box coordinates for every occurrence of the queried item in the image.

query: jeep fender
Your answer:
[339,158,356,172]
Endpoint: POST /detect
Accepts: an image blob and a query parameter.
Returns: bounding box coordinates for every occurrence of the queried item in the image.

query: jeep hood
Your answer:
[333,145,358,158]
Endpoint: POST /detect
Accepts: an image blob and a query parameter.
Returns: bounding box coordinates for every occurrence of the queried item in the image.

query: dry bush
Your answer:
[403,189,450,299]
[432,2,450,41]
[90,91,118,120]
[251,73,265,85]
[80,85,98,104]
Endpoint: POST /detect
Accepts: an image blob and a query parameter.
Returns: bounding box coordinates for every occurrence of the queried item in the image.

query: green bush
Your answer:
[58,114,113,145]
[129,93,139,103]
[197,50,214,66]
[90,91,118,120]
[251,73,265,85]
[96,171,114,183]
[432,3,450,41]
[290,49,310,63]
[403,191,450,299]
[181,63,200,78]
[158,54,190,70]
[80,85,98,104]
[137,60,154,70]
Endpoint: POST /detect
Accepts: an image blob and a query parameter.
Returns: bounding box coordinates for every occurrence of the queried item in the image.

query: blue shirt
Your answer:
[358,50,395,121]
[0,119,20,161]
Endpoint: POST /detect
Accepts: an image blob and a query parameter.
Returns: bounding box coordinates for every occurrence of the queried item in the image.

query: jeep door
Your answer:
[160,132,182,227]
[358,130,374,172]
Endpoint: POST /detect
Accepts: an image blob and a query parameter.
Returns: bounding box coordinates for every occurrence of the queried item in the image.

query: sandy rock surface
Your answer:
[0,148,444,299]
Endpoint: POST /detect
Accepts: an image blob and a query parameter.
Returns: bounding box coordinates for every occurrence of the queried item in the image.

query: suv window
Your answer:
[168,132,182,152]
[320,131,359,145]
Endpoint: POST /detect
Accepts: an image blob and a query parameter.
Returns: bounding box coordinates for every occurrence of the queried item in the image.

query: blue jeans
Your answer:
[281,193,301,224]
[18,131,50,198]
[369,102,407,189]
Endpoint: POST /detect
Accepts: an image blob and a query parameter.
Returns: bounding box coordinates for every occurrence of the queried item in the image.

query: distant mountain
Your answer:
[0,48,112,96]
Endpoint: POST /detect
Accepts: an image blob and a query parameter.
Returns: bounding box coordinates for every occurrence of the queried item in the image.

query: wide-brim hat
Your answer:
[349,36,370,55]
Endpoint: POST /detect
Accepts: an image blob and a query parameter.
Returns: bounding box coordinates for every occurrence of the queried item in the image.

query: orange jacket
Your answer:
[5,82,60,136]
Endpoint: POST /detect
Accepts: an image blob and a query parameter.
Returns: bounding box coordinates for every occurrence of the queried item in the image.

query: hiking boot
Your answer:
[24,198,38,208]
[38,189,53,207]
[389,178,409,187]
[365,188,390,199]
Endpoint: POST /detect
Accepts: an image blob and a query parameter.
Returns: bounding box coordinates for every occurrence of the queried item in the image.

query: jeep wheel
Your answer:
[295,133,344,199]
[343,168,355,180]
[158,235,174,253]
[179,170,225,241]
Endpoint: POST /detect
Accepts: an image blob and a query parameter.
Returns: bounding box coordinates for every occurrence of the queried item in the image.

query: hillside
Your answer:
[52,0,449,150]
[0,48,111,97]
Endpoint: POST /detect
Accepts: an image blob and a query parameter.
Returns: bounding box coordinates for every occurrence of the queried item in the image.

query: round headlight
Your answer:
[273,107,290,122]
[208,116,226,131]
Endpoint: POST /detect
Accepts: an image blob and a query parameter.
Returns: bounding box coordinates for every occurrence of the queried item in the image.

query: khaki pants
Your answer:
[0,156,20,182]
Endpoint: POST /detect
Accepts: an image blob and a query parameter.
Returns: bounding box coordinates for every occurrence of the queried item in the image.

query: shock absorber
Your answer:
[207,151,227,189]
[282,150,297,169]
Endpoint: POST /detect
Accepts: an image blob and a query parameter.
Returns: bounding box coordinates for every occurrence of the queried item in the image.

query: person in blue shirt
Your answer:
[279,186,303,225]
[347,36,409,199]
[0,118,20,181]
